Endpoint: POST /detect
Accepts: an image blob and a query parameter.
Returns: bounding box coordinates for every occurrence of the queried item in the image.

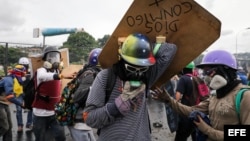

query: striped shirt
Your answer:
[84,43,177,141]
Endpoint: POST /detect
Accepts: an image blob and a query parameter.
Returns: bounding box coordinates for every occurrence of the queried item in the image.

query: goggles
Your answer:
[203,67,217,76]
[125,63,149,73]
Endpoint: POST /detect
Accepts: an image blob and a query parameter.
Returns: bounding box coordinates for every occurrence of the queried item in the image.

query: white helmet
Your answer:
[18,57,30,65]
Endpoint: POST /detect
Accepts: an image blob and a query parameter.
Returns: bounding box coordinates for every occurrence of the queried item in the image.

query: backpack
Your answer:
[192,76,210,104]
[55,66,116,126]
[23,72,41,110]
[186,74,210,105]
[235,88,250,118]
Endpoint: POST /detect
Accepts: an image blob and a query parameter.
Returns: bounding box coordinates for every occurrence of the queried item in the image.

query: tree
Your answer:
[97,34,110,47]
[61,32,98,64]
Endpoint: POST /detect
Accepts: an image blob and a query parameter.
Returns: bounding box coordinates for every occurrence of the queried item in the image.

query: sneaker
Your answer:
[26,125,33,131]
[17,126,23,132]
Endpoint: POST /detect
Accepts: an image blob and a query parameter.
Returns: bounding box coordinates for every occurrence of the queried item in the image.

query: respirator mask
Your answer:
[43,52,61,69]
[203,67,228,90]
[124,63,149,81]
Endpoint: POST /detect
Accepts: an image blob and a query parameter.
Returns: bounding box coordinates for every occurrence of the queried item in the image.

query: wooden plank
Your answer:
[98,0,221,88]
[60,64,82,93]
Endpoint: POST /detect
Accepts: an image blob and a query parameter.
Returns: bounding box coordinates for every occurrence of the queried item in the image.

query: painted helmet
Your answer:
[196,50,237,70]
[42,46,61,61]
[185,61,195,69]
[119,33,156,66]
[18,57,29,65]
[88,48,102,66]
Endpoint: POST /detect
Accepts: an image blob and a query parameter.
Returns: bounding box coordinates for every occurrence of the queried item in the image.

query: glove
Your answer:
[151,87,171,103]
[193,115,212,134]
[115,81,145,115]
[120,81,145,101]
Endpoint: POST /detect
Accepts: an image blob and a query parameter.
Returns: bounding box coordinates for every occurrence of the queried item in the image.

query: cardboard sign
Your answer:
[29,48,69,76]
[98,0,221,87]
[60,64,82,93]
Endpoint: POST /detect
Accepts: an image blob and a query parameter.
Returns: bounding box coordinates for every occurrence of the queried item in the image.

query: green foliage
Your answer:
[0,69,5,77]
[61,32,110,64]
[61,32,98,64]
[0,45,27,65]
[97,34,110,47]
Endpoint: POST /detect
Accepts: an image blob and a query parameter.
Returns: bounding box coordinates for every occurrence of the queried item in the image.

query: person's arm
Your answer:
[194,115,224,141]
[0,95,7,101]
[83,70,116,129]
[148,43,177,87]
[151,87,209,116]
[4,77,23,107]
[175,76,185,102]
[36,68,62,85]
[175,91,182,102]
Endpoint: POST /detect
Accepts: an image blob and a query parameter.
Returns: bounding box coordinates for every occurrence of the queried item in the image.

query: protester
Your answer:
[15,57,33,132]
[237,66,248,85]
[151,50,250,141]
[68,48,102,141]
[83,33,177,141]
[0,65,26,141]
[174,61,196,141]
[32,46,66,141]
[170,75,179,94]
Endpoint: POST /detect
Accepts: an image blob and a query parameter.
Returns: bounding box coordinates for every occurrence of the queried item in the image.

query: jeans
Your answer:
[15,95,33,127]
[0,104,12,141]
[33,114,66,141]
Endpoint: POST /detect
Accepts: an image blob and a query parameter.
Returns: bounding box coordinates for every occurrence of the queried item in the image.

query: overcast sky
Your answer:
[1,0,250,54]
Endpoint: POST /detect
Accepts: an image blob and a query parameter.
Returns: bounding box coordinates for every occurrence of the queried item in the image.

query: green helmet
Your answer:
[185,61,195,69]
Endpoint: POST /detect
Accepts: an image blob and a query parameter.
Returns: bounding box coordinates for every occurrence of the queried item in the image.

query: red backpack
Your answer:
[186,74,210,105]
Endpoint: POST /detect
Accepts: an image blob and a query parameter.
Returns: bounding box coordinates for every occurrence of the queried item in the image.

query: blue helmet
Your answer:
[88,48,102,66]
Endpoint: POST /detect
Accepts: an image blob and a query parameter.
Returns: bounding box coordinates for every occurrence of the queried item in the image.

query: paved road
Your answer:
[0,104,73,141]
[1,104,191,141]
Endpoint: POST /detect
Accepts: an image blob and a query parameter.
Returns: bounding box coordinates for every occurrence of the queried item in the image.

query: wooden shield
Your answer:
[60,64,82,93]
[98,0,221,87]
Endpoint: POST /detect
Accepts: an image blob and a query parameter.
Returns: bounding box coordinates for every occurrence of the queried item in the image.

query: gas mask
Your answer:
[203,66,230,90]
[209,75,227,90]
[124,63,149,81]
[43,52,61,69]
[204,76,212,85]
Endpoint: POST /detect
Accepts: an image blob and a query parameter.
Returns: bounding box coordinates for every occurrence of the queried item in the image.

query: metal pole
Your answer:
[4,43,8,76]
[236,27,250,59]
[43,36,46,49]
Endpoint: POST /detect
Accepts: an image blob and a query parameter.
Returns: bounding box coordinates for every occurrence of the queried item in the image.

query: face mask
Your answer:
[43,61,60,69]
[124,63,148,81]
[204,76,212,85]
[209,75,227,90]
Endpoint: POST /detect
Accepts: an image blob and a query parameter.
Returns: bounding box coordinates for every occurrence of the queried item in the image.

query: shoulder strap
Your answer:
[185,74,193,77]
[105,68,116,103]
[235,88,249,118]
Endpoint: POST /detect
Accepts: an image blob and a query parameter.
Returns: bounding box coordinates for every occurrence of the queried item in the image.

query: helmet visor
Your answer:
[46,52,60,64]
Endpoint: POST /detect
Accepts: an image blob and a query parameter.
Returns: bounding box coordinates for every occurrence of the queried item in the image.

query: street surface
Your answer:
[0,104,73,141]
[1,104,191,141]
